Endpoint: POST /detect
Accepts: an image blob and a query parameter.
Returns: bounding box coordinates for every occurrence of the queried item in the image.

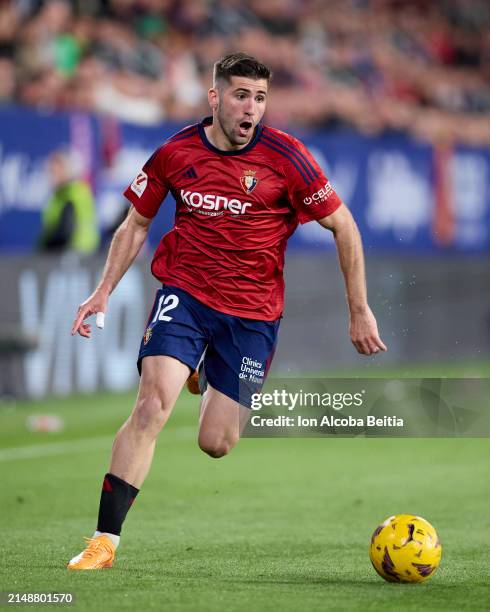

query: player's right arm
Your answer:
[71,206,152,337]
[72,144,170,338]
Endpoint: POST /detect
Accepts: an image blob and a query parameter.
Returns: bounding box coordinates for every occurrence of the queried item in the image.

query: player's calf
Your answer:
[107,392,172,484]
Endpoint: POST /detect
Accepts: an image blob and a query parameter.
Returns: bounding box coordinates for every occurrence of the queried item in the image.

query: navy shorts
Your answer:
[137,285,280,407]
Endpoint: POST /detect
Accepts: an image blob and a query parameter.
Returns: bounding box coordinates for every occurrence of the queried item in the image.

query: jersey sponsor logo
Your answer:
[240,169,259,194]
[303,181,334,205]
[130,171,148,197]
[180,189,252,215]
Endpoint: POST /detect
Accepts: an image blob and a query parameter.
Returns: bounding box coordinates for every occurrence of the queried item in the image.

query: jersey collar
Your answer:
[198,116,263,156]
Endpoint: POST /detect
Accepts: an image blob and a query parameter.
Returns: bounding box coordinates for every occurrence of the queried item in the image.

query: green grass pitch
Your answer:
[1,363,489,611]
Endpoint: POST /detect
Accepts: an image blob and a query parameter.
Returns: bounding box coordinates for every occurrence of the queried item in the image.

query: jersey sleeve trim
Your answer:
[124,185,157,219]
[299,196,342,224]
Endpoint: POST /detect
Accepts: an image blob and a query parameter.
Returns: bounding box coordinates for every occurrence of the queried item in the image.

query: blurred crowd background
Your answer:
[1,0,489,398]
[1,0,490,144]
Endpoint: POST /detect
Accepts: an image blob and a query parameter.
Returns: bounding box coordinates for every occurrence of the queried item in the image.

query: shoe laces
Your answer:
[82,537,110,559]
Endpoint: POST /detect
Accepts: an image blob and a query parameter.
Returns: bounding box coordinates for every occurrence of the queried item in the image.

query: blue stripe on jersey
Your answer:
[143,147,161,170]
[173,123,198,137]
[167,126,199,143]
[262,130,318,182]
[261,139,311,186]
[143,127,198,169]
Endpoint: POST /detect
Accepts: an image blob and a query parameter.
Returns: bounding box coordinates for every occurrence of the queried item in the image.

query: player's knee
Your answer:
[198,434,236,459]
[131,394,170,437]
[199,441,230,459]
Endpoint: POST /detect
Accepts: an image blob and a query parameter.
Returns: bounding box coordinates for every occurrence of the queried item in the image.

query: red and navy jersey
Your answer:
[124,116,342,321]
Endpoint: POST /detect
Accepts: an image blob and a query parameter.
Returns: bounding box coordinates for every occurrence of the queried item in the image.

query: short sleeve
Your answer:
[123,146,169,218]
[286,139,342,224]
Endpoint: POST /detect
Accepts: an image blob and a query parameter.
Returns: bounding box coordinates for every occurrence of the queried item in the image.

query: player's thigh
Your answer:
[138,285,208,375]
[203,315,280,409]
[198,384,251,452]
[131,355,191,431]
[139,354,191,406]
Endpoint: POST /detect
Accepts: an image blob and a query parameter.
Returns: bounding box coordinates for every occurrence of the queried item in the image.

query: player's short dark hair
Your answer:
[213,53,272,85]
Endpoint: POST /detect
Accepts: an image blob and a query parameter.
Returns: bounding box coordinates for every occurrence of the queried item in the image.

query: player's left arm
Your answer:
[281,131,386,355]
[318,204,387,356]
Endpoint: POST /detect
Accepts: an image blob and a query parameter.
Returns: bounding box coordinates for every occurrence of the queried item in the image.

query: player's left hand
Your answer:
[349,306,387,356]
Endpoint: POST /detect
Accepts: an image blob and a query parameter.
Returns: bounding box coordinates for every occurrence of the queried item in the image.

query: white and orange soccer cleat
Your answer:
[67,535,115,570]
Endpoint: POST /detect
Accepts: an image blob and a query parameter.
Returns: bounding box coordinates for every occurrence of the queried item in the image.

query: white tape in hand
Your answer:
[96,312,105,329]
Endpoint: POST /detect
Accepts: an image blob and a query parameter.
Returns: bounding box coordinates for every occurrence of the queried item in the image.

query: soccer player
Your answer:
[68,52,386,570]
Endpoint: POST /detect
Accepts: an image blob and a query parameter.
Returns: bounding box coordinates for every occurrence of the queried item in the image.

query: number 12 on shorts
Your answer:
[152,294,179,322]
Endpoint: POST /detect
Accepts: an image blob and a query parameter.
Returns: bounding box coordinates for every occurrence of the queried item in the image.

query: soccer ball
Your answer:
[369,514,442,583]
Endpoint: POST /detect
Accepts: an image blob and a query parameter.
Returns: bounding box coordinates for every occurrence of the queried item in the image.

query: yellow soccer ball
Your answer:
[369,514,442,583]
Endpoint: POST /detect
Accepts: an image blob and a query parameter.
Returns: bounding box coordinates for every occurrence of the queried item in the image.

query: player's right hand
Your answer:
[71,289,109,338]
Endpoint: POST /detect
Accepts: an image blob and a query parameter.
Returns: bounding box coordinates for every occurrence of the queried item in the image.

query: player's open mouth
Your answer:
[238,121,253,136]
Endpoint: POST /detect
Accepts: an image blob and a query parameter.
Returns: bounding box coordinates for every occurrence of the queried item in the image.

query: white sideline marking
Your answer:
[0,436,112,461]
[0,426,196,462]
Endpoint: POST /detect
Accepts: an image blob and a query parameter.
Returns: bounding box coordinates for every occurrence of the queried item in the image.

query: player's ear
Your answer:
[208,87,219,111]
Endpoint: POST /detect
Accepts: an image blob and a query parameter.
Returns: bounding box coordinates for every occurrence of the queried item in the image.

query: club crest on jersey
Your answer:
[240,170,258,194]
[143,327,152,345]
